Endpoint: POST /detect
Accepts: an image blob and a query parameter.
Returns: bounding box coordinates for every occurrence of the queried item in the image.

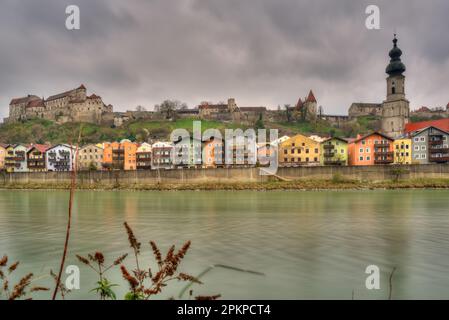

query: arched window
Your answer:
[391,81,396,94]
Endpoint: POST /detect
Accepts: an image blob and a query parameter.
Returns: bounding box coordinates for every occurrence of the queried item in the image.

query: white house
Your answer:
[45,144,77,171]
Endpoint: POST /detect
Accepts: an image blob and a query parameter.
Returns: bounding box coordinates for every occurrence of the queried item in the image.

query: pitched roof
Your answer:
[26,99,44,109]
[78,84,86,90]
[322,137,348,144]
[46,88,76,101]
[27,144,50,154]
[305,90,316,103]
[10,95,40,105]
[405,118,449,133]
[351,131,394,144]
[409,126,449,137]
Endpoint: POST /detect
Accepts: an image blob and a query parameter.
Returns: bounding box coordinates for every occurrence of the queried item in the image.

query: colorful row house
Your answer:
[320,137,348,166]
[27,144,50,172]
[410,126,449,164]
[78,144,104,170]
[348,132,394,166]
[103,139,137,171]
[279,134,320,166]
[0,143,7,170]
[136,142,152,170]
[45,144,77,171]
[5,144,28,172]
[393,138,412,164]
[152,141,173,170]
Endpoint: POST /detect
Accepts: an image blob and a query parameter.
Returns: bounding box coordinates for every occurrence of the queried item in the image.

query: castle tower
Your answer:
[303,90,317,120]
[381,35,410,138]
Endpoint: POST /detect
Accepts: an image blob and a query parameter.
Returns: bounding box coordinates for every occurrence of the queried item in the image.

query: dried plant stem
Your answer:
[388,267,397,300]
[52,127,82,300]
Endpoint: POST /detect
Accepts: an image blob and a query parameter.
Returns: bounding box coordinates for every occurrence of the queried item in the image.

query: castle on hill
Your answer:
[5,84,114,125]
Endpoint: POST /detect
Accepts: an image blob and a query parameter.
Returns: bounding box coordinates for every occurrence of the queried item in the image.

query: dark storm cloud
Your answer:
[0,0,448,119]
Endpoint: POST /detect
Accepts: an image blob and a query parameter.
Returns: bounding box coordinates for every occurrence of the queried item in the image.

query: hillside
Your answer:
[0,116,382,145]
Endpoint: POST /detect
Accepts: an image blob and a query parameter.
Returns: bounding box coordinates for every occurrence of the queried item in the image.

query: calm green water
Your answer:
[1,189,449,299]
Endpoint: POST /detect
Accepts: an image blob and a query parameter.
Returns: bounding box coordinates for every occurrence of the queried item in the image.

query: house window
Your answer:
[359,148,364,153]
[421,146,426,151]
[366,156,371,161]
[414,137,419,142]
[366,148,370,153]
[420,137,425,142]
[414,146,419,151]
[421,154,426,159]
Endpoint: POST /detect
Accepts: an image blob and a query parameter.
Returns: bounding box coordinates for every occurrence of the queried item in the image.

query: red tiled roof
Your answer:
[26,99,44,109]
[10,95,40,105]
[305,90,316,103]
[28,144,50,153]
[415,106,431,112]
[405,119,449,133]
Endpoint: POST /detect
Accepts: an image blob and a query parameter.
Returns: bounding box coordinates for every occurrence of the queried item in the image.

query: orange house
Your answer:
[348,132,394,166]
[103,139,137,170]
[202,137,224,168]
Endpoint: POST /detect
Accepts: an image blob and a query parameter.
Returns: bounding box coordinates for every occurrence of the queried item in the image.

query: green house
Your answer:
[320,137,348,166]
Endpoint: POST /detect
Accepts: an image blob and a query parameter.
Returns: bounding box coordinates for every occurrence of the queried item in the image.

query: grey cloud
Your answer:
[0,0,448,119]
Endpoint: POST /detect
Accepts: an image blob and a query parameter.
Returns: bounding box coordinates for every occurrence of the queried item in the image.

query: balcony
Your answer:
[429,140,444,145]
[374,159,394,164]
[429,147,449,154]
[374,143,390,148]
[324,160,344,165]
[323,144,334,150]
[429,156,449,162]
[374,151,394,157]
[324,151,335,157]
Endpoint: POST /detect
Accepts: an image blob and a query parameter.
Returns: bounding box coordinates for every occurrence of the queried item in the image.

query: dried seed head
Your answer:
[124,222,141,254]
[76,255,90,265]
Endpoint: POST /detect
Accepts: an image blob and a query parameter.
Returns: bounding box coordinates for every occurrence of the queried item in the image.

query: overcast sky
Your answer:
[1,0,448,119]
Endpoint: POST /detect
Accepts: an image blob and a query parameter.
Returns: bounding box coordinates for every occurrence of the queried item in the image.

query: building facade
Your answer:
[152,142,173,170]
[411,126,449,164]
[5,144,28,172]
[0,144,7,170]
[27,144,49,172]
[320,137,348,166]
[45,144,76,171]
[393,138,412,164]
[78,144,104,170]
[348,132,394,166]
[279,134,320,166]
[136,143,152,170]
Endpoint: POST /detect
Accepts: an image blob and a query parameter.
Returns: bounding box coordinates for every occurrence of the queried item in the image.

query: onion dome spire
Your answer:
[386,34,406,76]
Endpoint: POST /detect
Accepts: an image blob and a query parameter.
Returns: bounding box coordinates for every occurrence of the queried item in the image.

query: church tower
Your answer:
[381,35,410,138]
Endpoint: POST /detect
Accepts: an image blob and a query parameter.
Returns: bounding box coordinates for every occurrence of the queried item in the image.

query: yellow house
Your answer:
[393,138,412,164]
[279,134,320,166]
[0,144,7,170]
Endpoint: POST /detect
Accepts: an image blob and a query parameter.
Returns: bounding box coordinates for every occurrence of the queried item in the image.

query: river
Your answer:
[1,189,449,299]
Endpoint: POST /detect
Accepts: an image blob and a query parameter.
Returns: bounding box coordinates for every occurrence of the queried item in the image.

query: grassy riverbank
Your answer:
[1,178,449,191]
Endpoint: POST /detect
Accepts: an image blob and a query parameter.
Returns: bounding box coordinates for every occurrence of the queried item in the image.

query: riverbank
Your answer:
[1,178,449,191]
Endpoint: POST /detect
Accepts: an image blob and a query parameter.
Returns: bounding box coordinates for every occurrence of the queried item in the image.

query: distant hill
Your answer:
[0,116,382,145]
